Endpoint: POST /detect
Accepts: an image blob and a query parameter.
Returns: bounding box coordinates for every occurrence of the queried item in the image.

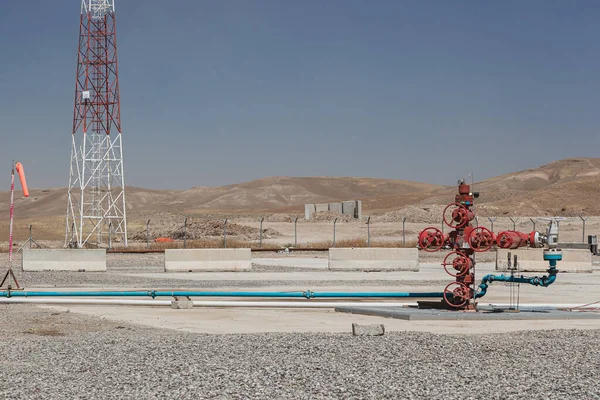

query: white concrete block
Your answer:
[165,249,252,272]
[352,323,385,336]
[304,204,315,220]
[315,203,329,213]
[328,202,342,214]
[355,200,362,219]
[495,248,592,273]
[341,201,356,216]
[328,248,419,271]
[22,249,106,272]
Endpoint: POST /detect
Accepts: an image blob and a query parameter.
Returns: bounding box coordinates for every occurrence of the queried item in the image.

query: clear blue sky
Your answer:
[1,0,599,190]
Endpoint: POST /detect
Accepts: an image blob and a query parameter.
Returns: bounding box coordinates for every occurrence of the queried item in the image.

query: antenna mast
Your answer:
[66,0,128,248]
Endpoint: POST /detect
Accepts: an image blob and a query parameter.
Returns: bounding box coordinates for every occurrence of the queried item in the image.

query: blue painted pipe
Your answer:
[475,267,558,299]
[0,290,445,299]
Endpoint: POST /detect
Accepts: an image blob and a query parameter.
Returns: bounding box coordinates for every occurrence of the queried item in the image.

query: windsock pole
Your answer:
[8,162,15,267]
[1,161,27,290]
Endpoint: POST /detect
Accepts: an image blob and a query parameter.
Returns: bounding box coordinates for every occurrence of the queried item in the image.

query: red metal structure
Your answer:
[66,0,128,248]
[417,179,549,309]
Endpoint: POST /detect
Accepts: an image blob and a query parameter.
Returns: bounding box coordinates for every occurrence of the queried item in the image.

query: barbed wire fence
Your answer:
[7,215,600,251]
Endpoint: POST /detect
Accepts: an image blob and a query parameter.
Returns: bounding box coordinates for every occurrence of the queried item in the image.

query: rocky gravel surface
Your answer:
[0,304,598,399]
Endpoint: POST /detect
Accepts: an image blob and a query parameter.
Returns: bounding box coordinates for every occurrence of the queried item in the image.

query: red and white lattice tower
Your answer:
[66,0,127,247]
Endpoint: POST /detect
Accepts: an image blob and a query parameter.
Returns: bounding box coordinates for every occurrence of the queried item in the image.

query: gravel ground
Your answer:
[0,304,598,400]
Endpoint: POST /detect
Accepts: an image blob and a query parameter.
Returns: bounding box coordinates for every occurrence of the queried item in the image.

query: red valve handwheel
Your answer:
[443,203,471,229]
[441,251,472,277]
[468,227,495,252]
[443,282,471,308]
[417,227,445,252]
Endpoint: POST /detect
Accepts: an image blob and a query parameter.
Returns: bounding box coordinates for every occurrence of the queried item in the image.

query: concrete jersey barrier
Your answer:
[328,248,419,271]
[495,248,592,273]
[165,249,252,272]
[22,249,106,272]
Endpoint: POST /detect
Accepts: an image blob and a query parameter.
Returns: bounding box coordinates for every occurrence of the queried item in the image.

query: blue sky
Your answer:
[1,0,599,189]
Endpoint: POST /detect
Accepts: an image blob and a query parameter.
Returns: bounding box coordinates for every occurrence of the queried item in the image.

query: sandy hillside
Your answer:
[1,158,600,221]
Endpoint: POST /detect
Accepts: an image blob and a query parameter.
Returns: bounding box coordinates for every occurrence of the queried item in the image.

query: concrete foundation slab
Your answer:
[165,249,252,272]
[22,249,106,272]
[336,306,600,320]
[328,248,419,271]
[496,249,593,273]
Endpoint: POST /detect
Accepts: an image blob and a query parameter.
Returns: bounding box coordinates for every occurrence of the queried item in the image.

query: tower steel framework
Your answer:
[66,0,127,247]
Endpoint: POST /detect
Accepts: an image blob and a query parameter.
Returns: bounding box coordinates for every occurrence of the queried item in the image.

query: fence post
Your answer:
[183,217,188,249]
[108,222,112,251]
[474,216,479,228]
[580,216,589,242]
[487,217,496,232]
[441,217,444,234]
[402,217,407,247]
[223,218,228,248]
[366,216,371,247]
[258,217,264,248]
[530,218,537,232]
[509,217,518,231]
[146,219,151,248]
[293,216,299,247]
[333,218,338,247]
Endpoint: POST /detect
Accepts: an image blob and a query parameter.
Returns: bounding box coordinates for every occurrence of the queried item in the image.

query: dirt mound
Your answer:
[374,205,445,224]
[308,212,355,223]
[131,219,280,241]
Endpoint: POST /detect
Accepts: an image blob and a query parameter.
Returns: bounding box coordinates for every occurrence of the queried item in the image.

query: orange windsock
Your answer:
[15,162,29,197]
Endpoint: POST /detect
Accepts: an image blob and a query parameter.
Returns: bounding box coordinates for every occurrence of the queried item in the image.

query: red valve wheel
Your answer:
[418,227,446,252]
[441,251,472,277]
[468,227,495,252]
[443,282,471,308]
[443,203,472,229]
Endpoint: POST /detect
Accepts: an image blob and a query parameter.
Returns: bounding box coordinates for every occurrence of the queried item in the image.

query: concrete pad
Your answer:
[165,249,251,272]
[22,249,106,272]
[329,248,419,271]
[336,306,600,320]
[41,305,600,334]
[496,249,593,273]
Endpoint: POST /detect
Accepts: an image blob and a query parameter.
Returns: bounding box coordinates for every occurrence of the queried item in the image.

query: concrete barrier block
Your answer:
[171,297,193,309]
[328,248,419,271]
[328,202,342,214]
[304,204,315,220]
[352,323,385,336]
[496,248,592,273]
[355,200,362,219]
[341,201,356,216]
[165,249,251,272]
[315,203,329,213]
[22,249,106,272]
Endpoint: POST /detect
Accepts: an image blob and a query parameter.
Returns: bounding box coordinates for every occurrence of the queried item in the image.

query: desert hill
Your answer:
[1,158,600,219]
